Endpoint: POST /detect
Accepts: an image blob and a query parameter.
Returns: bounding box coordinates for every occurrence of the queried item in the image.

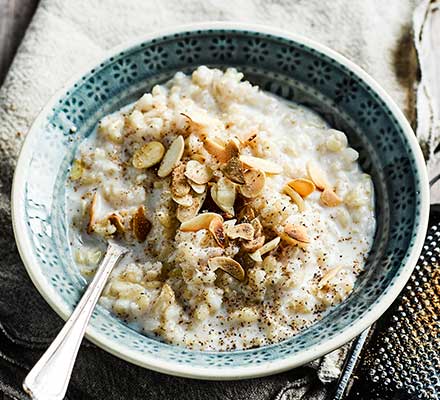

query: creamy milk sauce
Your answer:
[66,67,375,350]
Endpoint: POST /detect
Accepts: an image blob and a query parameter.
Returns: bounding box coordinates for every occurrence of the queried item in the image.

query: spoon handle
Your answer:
[23,242,127,400]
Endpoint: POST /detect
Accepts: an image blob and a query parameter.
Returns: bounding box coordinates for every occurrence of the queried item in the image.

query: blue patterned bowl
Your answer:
[12,23,429,379]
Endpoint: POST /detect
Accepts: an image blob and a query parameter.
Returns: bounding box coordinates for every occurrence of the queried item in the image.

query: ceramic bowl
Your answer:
[12,23,429,380]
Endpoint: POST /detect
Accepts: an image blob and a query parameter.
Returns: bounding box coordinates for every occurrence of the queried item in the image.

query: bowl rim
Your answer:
[11,21,430,380]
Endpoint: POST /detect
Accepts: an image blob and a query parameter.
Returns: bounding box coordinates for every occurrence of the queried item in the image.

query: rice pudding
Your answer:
[67,66,375,351]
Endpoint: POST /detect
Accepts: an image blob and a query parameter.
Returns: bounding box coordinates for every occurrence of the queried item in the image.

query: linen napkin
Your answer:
[0,1,419,399]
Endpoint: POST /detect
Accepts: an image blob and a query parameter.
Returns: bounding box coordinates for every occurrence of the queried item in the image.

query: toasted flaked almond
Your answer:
[108,213,125,233]
[237,205,256,223]
[212,136,227,146]
[224,223,255,240]
[249,237,280,262]
[283,224,310,245]
[242,235,265,253]
[223,219,237,229]
[222,156,245,184]
[87,192,97,234]
[158,136,185,178]
[203,137,240,164]
[180,110,221,133]
[209,217,227,247]
[240,169,266,198]
[306,161,329,190]
[172,193,194,207]
[191,154,206,163]
[176,205,194,223]
[180,112,209,135]
[211,177,236,216]
[288,178,316,198]
[171,163,191,197]
[180,212,223,232]
[208,256,245,281]
[249,250,263,262]
[225,138,241,158]
[189,181,206,194]
[283,185,305,212]
[320,188,343,207]
[251,218,263,238]
[176,192,206,222]
[259,236,281,256]
[132,205,151,242]
[184,159,212,184]
[132,141,165,169]
[240,155,282,174]
[204,138,229,163]
[70,159,83,180]
[319,265,345,288]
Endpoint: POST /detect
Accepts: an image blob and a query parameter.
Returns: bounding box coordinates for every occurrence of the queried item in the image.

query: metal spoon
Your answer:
[23,241,127,400]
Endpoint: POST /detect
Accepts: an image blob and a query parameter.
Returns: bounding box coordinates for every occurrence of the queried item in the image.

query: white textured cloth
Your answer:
[0,1,419,399]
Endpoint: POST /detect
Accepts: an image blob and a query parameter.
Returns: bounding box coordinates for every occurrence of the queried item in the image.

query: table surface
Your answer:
[0,0,39,85]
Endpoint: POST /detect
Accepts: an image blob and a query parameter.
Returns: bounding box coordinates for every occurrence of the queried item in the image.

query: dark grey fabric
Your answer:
[0,318,325,400]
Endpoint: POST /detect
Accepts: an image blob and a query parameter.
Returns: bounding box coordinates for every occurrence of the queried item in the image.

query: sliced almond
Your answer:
[223,219,237,229]
[158,135,185,178]
[240,155,282,174]
[287,178,316,198]
[132,141,165,169]
[251,218,263,238]
[180,112,209,136]
[172,193,194,207]
[171,163,191,197]
[191,154,206,163]
[249,236,281,262]
[222,156,245,184]
[176,192,206,222]
[203,137,240,163]
[180,212,223,232]
[242,235,265,253]
[209,217,227,247]
[258,236,281,257]
[208,256,245,281]
[108,213,125,233]
[132,205,151,242]
[237,205,256,223]
[319,265,345,288]
[184,159,212,184]
[180,111,218,132]
[306,161,330,190]
[283,185,305,212]
[320,188,343,207]
[240,169,266,198]
[212,136,227,146]
[204,138,229,163]
[224,223,255,240]
[283,224,310,246]
[189,181,206,194]
[225,138,241,159]
[249,250,263,262]
[87,192,97,234]
[211,177,236,216]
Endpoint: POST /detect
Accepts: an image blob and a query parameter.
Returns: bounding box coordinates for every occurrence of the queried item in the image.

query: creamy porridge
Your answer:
[67,66,375,351]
